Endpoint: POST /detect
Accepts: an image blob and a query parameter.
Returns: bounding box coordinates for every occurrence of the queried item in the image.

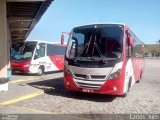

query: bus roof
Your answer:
[25,40,67,45]
[74,22,127,28]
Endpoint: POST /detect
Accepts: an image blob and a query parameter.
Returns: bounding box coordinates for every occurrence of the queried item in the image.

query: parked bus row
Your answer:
[11,23,145,97]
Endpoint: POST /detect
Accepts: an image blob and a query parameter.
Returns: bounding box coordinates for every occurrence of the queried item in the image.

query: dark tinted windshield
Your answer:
[11,41,37,61]
[66,24,123,61]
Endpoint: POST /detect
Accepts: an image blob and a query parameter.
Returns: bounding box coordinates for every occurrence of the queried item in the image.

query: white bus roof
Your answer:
[25,40,62,44]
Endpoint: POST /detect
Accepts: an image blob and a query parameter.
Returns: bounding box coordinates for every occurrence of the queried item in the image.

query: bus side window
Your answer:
[34,43,45,59]
[70,41,76,58]
[129,30,143,58]
[47,44,66,56]
[126,32,132,58]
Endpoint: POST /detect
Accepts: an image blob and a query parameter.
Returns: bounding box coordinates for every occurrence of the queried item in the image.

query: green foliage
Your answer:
[149,49,160,57]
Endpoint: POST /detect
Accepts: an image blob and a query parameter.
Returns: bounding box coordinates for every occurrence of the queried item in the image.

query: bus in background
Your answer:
[63,23,145,97]
[11,40,66,75]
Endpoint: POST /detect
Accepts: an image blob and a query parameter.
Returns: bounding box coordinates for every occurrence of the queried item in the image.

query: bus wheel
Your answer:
[123,91,128,98]
[137,71,142,83]
[37,67,44,76]
[136,79,140,83]
[123,77,132,98]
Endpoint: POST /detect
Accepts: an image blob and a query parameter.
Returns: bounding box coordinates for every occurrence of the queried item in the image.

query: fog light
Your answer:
[67,82,70,86]
[113,87,117,91]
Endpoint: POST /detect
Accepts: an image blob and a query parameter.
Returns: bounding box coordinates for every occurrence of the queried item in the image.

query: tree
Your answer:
[157,39,160,44]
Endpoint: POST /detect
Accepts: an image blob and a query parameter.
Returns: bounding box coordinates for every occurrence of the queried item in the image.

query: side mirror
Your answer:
[61,32,70,44]
[128,36,134,46]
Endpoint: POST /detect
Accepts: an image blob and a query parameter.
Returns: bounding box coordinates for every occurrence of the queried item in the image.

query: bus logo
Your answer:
[86,75,91,80]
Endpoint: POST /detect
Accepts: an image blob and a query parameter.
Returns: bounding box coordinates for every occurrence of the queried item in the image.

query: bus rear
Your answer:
[64,23,144,97]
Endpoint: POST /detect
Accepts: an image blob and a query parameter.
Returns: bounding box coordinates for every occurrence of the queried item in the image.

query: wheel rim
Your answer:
[38,68,42,75]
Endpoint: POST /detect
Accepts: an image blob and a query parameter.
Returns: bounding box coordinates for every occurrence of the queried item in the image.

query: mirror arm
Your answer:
[61,32,70,44]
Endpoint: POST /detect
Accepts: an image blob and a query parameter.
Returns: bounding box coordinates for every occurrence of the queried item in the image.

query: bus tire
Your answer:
[123,91,128,98]
[123,77,132,97]
[137,71,142,83]
[37,66,44,76]
[136,79,140,83]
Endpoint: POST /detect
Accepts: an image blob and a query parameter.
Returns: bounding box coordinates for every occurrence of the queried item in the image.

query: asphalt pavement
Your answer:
[0,59,160,120]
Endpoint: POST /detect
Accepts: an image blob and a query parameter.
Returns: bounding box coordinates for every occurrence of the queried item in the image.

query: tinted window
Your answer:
[34,43,46,59]
[47,44,66,56]
[130,31,144,58]
[11,41,37,61]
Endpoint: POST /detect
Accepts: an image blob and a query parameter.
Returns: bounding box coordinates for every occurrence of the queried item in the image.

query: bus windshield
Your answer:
[11,41,37,61]
[66,24,124,62]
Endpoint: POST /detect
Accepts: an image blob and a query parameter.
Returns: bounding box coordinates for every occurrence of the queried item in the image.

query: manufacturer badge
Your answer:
[86,75,91,80]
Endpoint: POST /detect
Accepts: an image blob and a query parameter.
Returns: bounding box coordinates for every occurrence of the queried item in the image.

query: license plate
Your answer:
[82,89,94,93]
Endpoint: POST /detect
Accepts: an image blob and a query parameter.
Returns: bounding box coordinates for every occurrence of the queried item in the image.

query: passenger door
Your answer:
[130,32,141,81]
[32,43,46,72]
[126,30,139,82]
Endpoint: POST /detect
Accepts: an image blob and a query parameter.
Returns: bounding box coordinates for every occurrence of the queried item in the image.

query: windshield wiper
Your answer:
[74,33,108,63]
[94,42,108,63]
[89,34,107,63]
[74,43,89,62]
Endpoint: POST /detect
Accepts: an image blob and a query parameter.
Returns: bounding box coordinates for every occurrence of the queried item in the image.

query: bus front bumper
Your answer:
[12,66,30,73]
[64,74,123,95]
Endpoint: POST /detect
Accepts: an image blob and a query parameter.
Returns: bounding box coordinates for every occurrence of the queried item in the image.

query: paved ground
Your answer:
[0,59,160,119]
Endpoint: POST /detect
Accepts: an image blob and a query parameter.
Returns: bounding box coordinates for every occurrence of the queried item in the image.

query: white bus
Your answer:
[11,40,66,75]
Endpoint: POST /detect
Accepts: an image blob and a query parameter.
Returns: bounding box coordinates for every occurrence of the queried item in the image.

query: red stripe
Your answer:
[49,56,64,70]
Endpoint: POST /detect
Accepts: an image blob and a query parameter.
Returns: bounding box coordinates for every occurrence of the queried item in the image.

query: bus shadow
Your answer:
[12,73,36,76]
[44,70,63,75]
[27,77,116,102]
[12,70,63,76]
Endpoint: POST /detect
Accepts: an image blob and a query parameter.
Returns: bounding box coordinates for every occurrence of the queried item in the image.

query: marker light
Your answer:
[67,82,70,86]
[24,64,32,67]
[113,87,117,91]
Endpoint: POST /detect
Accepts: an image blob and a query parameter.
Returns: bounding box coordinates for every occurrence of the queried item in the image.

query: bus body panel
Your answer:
[124,58,135,93]
[29,56,59,73]
[49,56,64,70]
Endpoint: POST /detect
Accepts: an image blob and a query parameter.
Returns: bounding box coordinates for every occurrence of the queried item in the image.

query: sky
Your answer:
[28,0,160,44]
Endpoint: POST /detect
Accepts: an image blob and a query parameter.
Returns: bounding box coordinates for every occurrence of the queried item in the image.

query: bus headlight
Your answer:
[107,69,121,80]
[24,64,32,67]
[24,64,38,67]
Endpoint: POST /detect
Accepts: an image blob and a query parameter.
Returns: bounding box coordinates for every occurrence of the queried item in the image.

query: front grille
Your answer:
[74,74,87,78]
[91,75,106,79]
[77,83,100,89]
[74,73,107,89]
[74,74,106,79]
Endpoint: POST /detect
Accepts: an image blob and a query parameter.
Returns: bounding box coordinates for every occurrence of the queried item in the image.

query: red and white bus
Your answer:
[11,40,66,75]
[63,23,145,97]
